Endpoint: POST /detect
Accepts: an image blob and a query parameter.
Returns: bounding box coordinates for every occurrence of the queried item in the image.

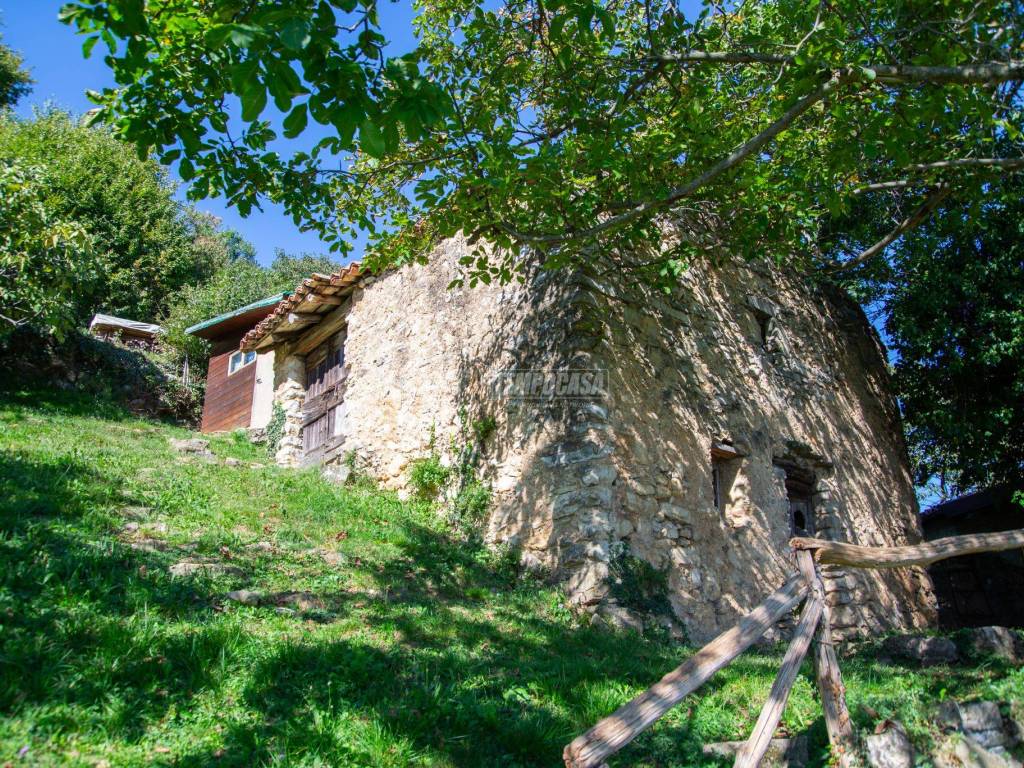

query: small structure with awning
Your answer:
[88,313,164,349]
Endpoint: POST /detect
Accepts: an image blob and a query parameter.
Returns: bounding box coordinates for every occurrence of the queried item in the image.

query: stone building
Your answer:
[235,235,936,642]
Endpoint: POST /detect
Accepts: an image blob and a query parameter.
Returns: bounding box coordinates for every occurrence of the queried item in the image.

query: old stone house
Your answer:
[224,235,935,642]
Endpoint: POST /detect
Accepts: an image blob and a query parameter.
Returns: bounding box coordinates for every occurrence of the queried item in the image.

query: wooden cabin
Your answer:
[186,293,287,433]
[922,484,1024,629]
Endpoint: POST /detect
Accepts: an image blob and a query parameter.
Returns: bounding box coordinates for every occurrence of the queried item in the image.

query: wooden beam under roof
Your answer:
[293,299,351,355]
[311,294,343,306]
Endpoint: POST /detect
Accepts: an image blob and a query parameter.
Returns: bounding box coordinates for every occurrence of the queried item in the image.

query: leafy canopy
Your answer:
[0,109,246,327]
[0,30,32,109]
[839,175,1024,494]
[63,0,1024,286]
[0,161,96,339]
[60,0,451,252]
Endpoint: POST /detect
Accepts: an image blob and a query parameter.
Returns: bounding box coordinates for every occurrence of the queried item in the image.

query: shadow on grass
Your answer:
[0,449,252,744]
[1,395,1015,767]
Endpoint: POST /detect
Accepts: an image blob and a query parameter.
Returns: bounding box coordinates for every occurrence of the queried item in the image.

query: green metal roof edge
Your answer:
[185,292,290,335]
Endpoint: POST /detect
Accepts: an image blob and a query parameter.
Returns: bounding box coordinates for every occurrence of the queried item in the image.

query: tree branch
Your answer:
[853,157,1024,193]
[903,157,1024,172]
[822,184,952,274]
[496,72,849,247]
[651,51,1024,84]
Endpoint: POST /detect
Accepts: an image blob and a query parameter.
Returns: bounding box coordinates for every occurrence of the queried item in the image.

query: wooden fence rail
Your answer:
[791,528,1024,568]
[562,527,1024,768]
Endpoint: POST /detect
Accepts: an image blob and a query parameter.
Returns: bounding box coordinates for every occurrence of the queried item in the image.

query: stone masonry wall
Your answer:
[575,257,937,642]
[270,234,937,642]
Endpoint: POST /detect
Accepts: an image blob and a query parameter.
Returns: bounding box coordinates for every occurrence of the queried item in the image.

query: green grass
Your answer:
[0,386,1021,767]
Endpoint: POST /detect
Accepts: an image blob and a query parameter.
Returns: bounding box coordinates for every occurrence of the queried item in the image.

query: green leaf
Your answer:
[225,24,261,48]
[179,157,195,181]
[241,78,268,121]
[595,8,615,39]
[230,60,259,94]
[359,120,386,158]
[82,36,100,58]
[283,103,308,138]
[280,18,311,50]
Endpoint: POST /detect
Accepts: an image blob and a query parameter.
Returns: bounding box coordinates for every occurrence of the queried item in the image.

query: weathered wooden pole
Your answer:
[791,528,1024,568]
[563,573,807,768]
[732,591,822,768]
[796,549,859,767]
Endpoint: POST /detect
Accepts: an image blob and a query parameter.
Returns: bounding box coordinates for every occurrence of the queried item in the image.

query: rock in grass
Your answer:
[702,736,807,767]
[225,589,262,606]
[272,591,323,612]
[120,505,154,519]
[320,550,345,566]
[882,634,959,666]
[169,437,213,456]
[224,457,243,467]
[934,734,1021,768]
[965,627,1023,665]
[168,560,244,578]
[865,722,914,768]
[130,538,167,552]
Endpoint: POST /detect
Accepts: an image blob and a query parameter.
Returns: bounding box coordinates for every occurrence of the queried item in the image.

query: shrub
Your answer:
[471,415,497,444]
[409,454,450,500]
[608,544,672,616]
[452,480,492,525]
[265,402,286,459]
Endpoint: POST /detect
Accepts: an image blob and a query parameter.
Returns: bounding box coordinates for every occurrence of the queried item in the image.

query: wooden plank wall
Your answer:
[200,332,256,433]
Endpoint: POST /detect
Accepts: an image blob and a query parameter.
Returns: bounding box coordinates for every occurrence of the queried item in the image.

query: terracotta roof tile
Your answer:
[240,262,362,350]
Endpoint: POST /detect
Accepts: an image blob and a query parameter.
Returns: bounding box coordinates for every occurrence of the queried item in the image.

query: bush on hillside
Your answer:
[161,249,342,369]
[409,455,450,500]
[0,109,237,330]
[1,328,202,424]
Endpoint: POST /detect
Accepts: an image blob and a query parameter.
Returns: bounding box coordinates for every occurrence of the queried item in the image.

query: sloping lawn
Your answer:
[0,386,1020,766]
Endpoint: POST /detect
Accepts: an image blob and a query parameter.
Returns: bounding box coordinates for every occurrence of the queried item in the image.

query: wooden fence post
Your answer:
[733,592,823,768]
[563,573,807,768]
[796,550,859,767]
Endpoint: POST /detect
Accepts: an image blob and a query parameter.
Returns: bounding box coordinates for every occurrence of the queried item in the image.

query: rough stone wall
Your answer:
[321,235,589,577]
[571,257,937,642]
[269,234,936,642]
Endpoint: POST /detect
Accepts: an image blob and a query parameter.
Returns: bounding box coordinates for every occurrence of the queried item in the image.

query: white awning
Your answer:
[88,313,164,337]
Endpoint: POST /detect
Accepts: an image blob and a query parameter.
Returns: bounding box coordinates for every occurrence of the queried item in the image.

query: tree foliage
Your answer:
[0,30,32,108]
[0,161,97,339]
[837,176,1024,494]
[60,0,450,246]
[0,109,244,327]
[161,249,342,366]
[64,0,1024,282]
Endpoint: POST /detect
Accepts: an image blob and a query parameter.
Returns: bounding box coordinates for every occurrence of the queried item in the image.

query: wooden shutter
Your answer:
[303,406,336,452]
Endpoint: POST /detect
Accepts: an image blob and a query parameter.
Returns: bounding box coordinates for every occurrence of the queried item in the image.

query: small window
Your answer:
[712,463,723,511]
[752,309,773,349]
[228,350,256,375]
[710,442,742,514]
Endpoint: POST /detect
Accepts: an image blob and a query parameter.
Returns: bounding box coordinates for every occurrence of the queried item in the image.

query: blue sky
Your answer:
[1,0,422,267]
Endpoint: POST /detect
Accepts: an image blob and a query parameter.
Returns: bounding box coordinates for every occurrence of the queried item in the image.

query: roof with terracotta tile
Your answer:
[240,262,362,351]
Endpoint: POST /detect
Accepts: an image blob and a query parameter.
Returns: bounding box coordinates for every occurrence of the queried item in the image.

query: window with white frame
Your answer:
[228,349,256,375]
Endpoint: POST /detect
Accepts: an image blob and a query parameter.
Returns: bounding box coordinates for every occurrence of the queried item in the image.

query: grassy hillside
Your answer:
[0,386,1020,767]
